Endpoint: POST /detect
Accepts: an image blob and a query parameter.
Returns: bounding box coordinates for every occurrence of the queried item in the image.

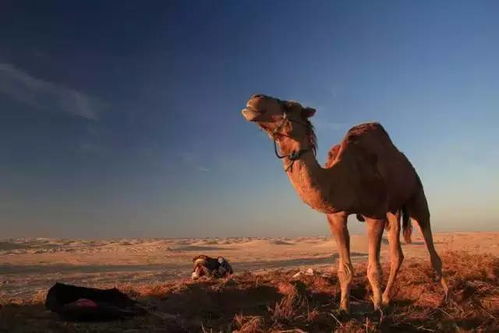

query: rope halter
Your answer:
[271,112,312,172]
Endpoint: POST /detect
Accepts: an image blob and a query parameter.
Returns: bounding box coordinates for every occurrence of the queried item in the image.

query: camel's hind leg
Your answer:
[408,189,449,297]
[327,212,353,313]
[365,217,385,310]
[382,211,404,305]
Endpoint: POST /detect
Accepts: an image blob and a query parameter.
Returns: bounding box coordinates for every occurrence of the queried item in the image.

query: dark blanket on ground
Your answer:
[45,283,146,321]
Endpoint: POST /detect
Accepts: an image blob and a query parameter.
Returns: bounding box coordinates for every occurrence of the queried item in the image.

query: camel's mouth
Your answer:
[241,104,263,122]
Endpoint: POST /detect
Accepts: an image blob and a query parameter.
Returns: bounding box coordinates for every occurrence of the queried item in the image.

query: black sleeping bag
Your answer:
[45,283,146,321]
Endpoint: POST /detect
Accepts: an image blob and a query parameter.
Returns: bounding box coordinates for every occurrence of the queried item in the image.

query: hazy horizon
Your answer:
[1,1,498,238]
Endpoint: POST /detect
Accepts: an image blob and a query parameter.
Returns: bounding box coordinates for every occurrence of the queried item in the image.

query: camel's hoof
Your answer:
[382,295,391,307]
[338,300,350,315]
[332,308,350,320]
[371,299,386,319]
[439,290,451,306]
[368,305,385,323]
[370,296,383,311]
[339,307,350,314]
[441,279,449,295]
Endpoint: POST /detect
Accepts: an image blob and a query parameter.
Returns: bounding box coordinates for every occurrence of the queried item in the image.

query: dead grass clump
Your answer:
[442,251,498,281]
[233,314,265,333]
[119,281,174,298]
[271,282,305,321]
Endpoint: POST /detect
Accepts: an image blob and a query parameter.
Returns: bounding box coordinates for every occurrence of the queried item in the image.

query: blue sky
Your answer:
[1,1,498,238]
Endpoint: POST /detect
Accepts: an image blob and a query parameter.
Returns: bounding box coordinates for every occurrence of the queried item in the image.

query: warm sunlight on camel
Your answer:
[241,94,448,313]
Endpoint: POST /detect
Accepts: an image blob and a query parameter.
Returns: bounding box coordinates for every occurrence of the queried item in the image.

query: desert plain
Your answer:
[0,231,497,332]
[1,231,497,301]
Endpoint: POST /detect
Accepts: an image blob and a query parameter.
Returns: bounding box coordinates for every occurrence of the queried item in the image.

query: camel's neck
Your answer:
[277,136,349,214]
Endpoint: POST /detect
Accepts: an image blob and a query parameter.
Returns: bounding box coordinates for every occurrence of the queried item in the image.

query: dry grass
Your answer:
[0,251,497,332]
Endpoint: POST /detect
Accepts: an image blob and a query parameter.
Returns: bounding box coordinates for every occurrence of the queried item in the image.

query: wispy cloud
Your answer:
[180,152,210,172]
[0,63,104,120]
[197,166,210,172]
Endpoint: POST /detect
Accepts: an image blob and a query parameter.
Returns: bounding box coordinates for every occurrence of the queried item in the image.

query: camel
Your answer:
[241,94,448,312]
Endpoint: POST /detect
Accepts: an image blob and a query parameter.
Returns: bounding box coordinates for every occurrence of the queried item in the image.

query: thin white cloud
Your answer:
[197,166,210,172]
[180,152,210,172]
[0,63,104,120]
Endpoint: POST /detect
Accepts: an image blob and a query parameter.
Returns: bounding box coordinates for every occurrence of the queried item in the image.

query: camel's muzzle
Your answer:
[241,107,263,121]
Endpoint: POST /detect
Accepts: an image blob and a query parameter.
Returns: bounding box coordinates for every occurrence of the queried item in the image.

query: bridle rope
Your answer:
[271,112,313,172]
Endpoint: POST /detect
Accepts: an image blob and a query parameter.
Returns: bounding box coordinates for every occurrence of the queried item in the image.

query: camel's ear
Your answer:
[283,101,301,113]
[302,107,316,118]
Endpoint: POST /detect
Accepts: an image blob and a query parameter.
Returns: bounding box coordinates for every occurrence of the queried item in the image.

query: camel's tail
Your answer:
[402,206,412,244]
[358,209,412,243]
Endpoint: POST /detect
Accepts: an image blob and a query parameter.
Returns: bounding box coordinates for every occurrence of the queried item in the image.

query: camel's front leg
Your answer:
[382,212,404,305]
[365,218,385,311]
[327,212,353,313]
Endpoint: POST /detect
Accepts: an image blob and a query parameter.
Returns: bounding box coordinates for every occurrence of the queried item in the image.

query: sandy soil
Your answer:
[0,231,497,302]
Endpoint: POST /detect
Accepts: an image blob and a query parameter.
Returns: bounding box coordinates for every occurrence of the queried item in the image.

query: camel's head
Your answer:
[241,94,316,141]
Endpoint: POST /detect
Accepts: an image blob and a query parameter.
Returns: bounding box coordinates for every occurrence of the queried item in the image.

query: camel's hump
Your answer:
[344,122,392,143]
[347,122,386,136]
